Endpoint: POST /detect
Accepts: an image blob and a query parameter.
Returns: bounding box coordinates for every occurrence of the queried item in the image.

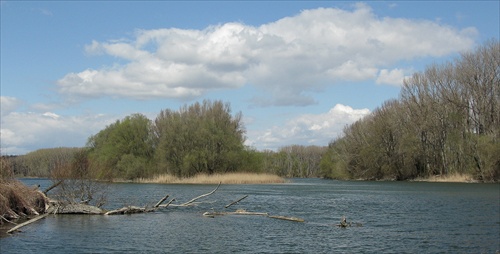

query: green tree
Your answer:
[87,113,155,179]
[323,39,499,182]
[154,100,246,177]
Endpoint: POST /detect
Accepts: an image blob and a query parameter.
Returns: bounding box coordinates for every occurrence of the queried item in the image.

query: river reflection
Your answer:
[1,178,499,253]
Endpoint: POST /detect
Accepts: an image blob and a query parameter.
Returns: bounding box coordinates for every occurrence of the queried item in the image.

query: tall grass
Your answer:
[413,172,476,183]
[0,180,47,225]
[135,172,286,184]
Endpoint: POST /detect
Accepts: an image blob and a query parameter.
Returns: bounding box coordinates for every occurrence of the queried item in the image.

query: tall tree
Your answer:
[87,113,155,179]
[323,39,500,181]
[154,100,246,177]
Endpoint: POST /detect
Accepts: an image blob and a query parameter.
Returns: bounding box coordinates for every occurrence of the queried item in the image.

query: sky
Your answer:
[1,1,499,155]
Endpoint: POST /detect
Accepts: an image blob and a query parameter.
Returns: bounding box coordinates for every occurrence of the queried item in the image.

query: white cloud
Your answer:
[0,111,116,155]
[0,96,22,117]
[247,104,370,150]
[376,68,411,86]
[56,4,476,106]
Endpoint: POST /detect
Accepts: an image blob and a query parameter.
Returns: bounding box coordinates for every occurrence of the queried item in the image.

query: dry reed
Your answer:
[135,172,286,184]
[0,180,46,225]
[414,172,476,183]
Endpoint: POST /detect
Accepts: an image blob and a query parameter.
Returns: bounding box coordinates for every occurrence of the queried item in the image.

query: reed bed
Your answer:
[0,180,46,225]
[135,172,286,184]
[414,172,476,183]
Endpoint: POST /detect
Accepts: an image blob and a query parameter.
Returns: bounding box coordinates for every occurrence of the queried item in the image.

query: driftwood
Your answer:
[106,194,175,215]
[204,192,305,222]
[335,216,362,227]
[7,181,310,235]
[268,215,305,222]
[0,215,17,225]
[5,182,223,234]
[203,209,269,217]
[154,195,169,208]
[203,209,305,222]
[225,195,248,208]
[104,183,221,215]
[105,206,154,215]
[7,213,50,234]
[172,182,221,207]
[335,222,363,228]
[47,202,105,215]
[43,180,63,195]
[158,198,176,208]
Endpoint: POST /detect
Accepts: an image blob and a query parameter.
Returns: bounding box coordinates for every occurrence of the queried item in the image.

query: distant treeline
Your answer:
[5,100,326,180]
[4,40,498,182]
[320,40,499,181]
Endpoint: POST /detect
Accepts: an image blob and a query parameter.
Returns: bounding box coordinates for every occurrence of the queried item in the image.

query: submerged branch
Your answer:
[158,198,176,208]
[43,180,63,195]
[7,213,50,234]
[203,209,305,223]
[105,206,153,215]
[154,195,170,208]
[177,182,221,207]
[224,195,248,208]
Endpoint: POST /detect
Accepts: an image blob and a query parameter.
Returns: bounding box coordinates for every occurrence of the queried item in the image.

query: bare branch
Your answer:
[225,195,248,208]
[179,182,221,206]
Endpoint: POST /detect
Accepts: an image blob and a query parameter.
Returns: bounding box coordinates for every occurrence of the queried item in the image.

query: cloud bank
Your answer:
[57,4,476,106]
[0,108,116,155]
[247,104,370,150]
[2,4,479,154]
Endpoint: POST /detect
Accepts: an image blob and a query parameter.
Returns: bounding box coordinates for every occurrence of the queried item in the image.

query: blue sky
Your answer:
[1,1,499,155]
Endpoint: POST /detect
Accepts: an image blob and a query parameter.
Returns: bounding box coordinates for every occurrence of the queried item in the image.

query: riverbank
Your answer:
[411,172,478,183]
[133,172,286,184]
[0,179,47,236]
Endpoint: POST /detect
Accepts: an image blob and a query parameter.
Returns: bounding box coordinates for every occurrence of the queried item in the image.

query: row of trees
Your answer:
[5,40,498,182]
[6,148,82,177]
[84,100,247,179]
[320,40,499,181]
[262,145,327,177]
[5,144,327,180]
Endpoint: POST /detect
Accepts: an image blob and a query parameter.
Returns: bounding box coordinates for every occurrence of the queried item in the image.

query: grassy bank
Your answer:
[412,172,477,183]
[134,172,286,184]
[0,180,46,227]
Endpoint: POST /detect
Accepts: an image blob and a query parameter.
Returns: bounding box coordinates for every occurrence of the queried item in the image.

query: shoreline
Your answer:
[131,172,286,184]
[410,173,479,183]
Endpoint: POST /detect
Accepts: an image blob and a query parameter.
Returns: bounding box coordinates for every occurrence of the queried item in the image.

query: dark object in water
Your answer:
[336,216,362,228]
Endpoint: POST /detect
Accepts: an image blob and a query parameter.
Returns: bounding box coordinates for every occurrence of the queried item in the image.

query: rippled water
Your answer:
[1,178,499,253]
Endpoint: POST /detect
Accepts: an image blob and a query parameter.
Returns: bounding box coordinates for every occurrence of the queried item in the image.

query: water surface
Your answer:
[1,178,498,253]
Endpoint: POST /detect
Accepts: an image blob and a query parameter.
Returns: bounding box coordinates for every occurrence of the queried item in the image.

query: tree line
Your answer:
[4,40,498,182]
[320,39,499,181]
[4,100,326,180]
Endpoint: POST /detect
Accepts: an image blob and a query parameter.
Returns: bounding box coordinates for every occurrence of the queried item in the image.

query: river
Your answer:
[1,178,499,253]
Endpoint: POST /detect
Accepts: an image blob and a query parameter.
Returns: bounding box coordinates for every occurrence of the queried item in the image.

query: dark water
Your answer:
[1,178,499,253]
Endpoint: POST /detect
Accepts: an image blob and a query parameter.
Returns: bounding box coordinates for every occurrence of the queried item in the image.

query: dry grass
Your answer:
[135,172,286,184]
[413,172,477,183]
[0,180,47,225]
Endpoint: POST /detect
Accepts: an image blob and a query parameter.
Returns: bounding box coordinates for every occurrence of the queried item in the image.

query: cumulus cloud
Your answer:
[0,111,116,155]
[1,96,22,117]
[56,4,476,106]
[376,68,412,86]
[247,104,370,150]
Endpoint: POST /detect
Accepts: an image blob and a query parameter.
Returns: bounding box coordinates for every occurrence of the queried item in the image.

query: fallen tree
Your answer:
[203,193,305,223]
[165,182,221,207]
[6,181,222,233]
[203,209,305,223]
[6,213,50,234]
[6,180,308,234]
